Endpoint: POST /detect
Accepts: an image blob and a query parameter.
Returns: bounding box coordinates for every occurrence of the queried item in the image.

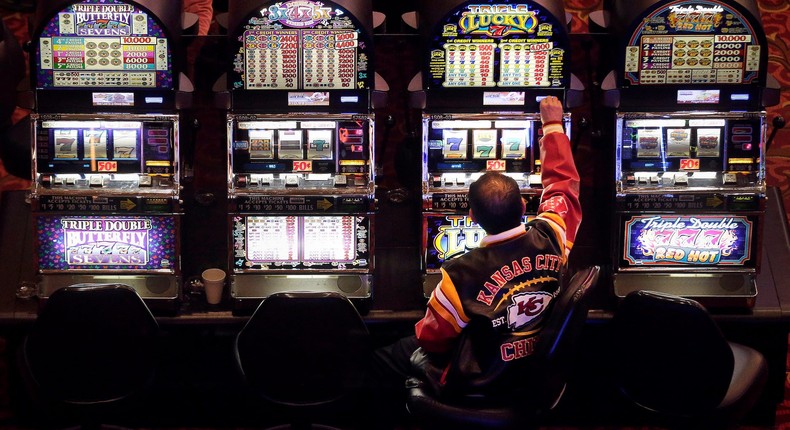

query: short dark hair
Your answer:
[468,172,524,235]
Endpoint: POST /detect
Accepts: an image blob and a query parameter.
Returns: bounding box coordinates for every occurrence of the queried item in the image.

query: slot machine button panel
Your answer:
[334,174,348,187]
[650,175,661,184]
[528,174,542,186]
[285,175,299,187]
[66,177,77,186]
[674,173,689,186]
[432,175,442,187]
[158,178,173,188]
[723,173,738,185]
[41,175,53,187]
[53,176,63,186]
[139,176,152,187]
[89,176,103,187]
[235,175,249,188]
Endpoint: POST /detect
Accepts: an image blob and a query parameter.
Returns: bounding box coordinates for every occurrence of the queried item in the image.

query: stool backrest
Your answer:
[612,290,734,415]
[527,265,600,411]
[22,283,160,404]
[235,291,371,407]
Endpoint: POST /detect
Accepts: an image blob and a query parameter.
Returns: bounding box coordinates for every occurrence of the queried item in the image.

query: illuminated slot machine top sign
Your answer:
[622,0,765,86]
[426,2,569,89]
[35,0,173,90]
[231,0,373,92]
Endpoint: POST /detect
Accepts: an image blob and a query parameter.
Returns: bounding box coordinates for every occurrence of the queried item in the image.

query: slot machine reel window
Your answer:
[428,119,534,177]
[35,0,173,90]
[618,117,734,188]
[36,119,175,179]
[232,215,370,271]
[232,120,369,180]
[40,120,142,175]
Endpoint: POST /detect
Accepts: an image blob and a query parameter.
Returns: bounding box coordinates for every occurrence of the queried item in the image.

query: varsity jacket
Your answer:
[412,128,582,400]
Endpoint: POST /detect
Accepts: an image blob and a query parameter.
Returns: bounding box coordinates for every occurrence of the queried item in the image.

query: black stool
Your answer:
[18,283,160,429]
[234,291,371,429]
[611,290,768,429]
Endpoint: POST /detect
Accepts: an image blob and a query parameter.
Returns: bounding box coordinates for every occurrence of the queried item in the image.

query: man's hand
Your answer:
[540,96,563,125]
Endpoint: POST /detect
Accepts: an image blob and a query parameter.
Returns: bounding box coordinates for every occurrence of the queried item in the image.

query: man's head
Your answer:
[468,172,526,235]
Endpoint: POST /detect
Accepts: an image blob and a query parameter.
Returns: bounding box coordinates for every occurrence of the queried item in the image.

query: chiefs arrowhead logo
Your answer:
[539,196,569,217]
[507,292,553,331]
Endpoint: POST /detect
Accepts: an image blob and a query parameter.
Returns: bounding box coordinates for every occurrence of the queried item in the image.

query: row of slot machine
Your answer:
[18,0,777,314]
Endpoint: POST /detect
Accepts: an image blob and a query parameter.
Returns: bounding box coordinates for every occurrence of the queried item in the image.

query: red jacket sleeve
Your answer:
[415,268,469,354]
[537,130,582,258]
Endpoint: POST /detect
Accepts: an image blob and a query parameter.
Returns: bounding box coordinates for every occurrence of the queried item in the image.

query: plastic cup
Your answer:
[201,268,226,305]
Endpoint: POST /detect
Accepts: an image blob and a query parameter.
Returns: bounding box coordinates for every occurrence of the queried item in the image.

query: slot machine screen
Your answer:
[424,214,534,271]
[622,0,765,87]
[426,119,535,174]
[36,215,177,271]
[230,0,374,92]
[34,118,175,176]
[617,115,762,186]
[620,214,757,268]
[35,0,173,90]
[426,2,568,89]
[231,119,369,175]
[232,215,370,271]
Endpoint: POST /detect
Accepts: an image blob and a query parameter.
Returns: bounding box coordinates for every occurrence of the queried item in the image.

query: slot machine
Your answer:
[603,0,779,307]
[413,0,582,296]
[29,0,187,314]
[224,0,381,314]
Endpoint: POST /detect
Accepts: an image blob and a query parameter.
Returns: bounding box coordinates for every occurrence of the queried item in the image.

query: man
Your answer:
[368,95,581,422]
